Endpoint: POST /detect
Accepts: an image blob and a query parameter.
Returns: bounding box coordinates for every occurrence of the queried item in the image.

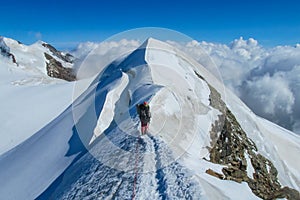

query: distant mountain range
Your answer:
[0,36,76,81]
[0,37,299,199]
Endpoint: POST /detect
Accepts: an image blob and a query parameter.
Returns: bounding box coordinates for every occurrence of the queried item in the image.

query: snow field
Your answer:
[0,37,299,199]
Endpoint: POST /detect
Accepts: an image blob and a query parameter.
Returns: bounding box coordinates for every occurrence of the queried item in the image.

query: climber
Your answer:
[136,101,151,135]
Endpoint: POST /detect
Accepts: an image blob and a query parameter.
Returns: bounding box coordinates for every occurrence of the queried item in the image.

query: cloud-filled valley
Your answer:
[71,38,300,134]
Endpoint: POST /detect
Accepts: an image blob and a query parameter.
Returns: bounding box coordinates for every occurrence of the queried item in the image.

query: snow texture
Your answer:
[0,37,299,200]
[74,38,300,134]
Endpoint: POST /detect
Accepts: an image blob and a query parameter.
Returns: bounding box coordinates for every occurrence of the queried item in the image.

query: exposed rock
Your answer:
[206,169,224,180]
[44,53,76,81]
[10,53,17,64]
[196,74,300,200]
[0,37,18,65]
[273,187,300,200]
[222,166,248,183]
[194,70,205,81]
[42,43,76,81]
[42,43,75,63]
[0,42,10,57]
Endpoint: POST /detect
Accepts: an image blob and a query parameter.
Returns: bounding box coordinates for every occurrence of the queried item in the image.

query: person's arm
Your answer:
[147,106,151,118]
[136,104,140,115]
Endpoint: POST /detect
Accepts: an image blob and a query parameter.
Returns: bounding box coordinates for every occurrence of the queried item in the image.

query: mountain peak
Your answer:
[1,35,300,200]
[139,37,173,51]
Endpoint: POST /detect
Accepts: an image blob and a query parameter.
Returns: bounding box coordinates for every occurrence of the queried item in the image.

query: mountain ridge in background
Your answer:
[0,37,299,199]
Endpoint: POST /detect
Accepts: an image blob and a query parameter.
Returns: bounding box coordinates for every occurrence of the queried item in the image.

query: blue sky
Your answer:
[1,0,299,49]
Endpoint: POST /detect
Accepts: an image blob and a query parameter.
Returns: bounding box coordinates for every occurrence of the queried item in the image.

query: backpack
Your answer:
[139,104,150,123]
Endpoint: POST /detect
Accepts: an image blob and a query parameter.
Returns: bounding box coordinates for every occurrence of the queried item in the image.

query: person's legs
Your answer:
[141,121,147,135]
[141,125,146,135]
[145,123,149,134]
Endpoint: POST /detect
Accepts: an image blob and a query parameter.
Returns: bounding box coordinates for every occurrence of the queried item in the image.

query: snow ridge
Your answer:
[0,38,299,200]
[44,130,201,200]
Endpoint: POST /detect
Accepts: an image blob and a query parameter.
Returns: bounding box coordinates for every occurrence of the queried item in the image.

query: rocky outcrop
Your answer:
[42,43,74,63]
[0,37,18,65]
[1,37,76,80]
[206,168,224,180]
[43,43,77,81]
[0,40,10,57]
[194,71,300,200]
[44,53,76,81]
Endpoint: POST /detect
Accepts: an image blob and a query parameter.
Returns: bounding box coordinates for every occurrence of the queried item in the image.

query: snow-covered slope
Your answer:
[0,36,81,154]
[0,38,299,200]
[0,37,76,154]
[2,37,74,75]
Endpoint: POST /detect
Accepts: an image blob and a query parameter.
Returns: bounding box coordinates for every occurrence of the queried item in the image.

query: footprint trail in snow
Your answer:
[50,129,201,200]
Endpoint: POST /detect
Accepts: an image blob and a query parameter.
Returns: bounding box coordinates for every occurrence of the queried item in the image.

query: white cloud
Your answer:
[242,73,295,115]
[72,39,141,79]
[165,37,300,134]
[293,121,300,134]
[72,37,300,134]
[193,38,300,134]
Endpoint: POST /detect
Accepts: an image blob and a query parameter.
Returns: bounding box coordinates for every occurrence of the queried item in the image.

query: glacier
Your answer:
[0,37,299,199]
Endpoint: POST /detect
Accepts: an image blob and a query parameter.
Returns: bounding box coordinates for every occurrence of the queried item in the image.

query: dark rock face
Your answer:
[0,37,17,65]
[1,38,76,81]
[42,43,75,63]
[205,168,224,180]
[194,71,300,200]
[0,43,10,57]
[42,43,77,81]
[44,53,76,81]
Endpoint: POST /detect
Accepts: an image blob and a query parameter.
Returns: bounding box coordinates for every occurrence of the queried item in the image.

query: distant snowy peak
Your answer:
[41,42,76,81]
[1,37,299,200]
[140,37,171,50]
[0,36,17,64]
[42,43,75,64]
[0,36,76,81]
[0,36,10,56]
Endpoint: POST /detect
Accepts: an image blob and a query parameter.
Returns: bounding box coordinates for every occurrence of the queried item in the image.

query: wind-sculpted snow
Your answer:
[42,131,202,200]
[0,65,123,199]
[0,40,161,199]
[74,37,300,134]
[1,37,299,200]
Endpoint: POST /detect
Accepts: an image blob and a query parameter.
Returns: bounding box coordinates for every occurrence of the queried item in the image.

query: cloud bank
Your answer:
[176,37,300,134]
[71,39,140,79]
[72,38,300,134]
